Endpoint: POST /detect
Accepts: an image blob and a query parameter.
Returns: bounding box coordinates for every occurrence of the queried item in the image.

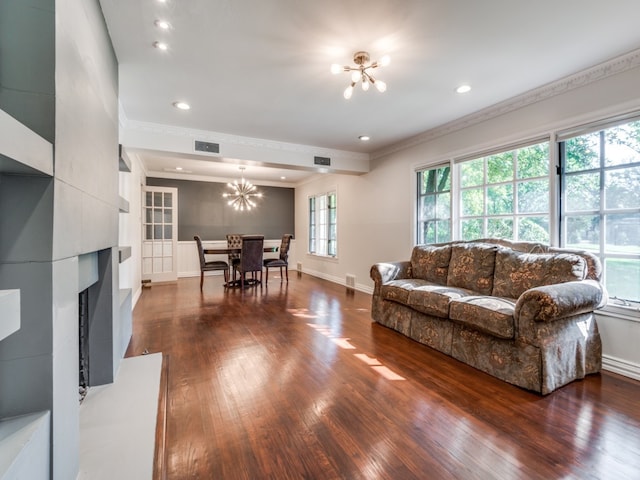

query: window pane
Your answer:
[565,133,600,172]
[461,188,484,216]
[565,215,600,250]
[163,209,172,223]
[145,225,153,240]
[462,219,483,240]
[420,195,435,219]
[145,208,152,224]
[164,193,173,208]
[605,214,640,254]
[487,218,513,239]
[436,220,451,243]
[461,159,483,187]
[163,225,172,240]
[437,167,451,192]
[487,184,513,215]
[154,208,162,223]
[487,152,513,184]
[605,258,640,302]
[145,191,153,207]
[436,193,450,219]
[154,192,162,206]
[518,217,550,243]
[420,221,435,244]
[605,166,640,209]
[604,121,640,167]
[154,225,163,240]
[518,180,549,213]
[565,173,600,211]
[517,143,549,179]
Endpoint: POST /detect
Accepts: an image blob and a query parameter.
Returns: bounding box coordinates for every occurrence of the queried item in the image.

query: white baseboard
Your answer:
[300,268,373,295]
[602,355,640,381]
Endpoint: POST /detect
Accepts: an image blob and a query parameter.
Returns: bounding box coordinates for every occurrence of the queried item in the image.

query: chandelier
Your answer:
[331,51,390,99]
[222,167,262,211]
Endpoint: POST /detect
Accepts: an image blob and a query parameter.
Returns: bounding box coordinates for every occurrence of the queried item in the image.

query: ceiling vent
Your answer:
[314,156,331,166]
[194,140,220,154]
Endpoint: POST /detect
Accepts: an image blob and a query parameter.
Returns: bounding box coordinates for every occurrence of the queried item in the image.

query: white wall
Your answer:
[295,62,640,380]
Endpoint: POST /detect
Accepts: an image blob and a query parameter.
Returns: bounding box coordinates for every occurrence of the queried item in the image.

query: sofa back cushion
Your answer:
[446,243,498,295]
[492,248,587,298]
[410,245,452,284]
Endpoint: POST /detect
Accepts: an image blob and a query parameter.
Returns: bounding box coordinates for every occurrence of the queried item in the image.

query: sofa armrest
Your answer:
[515,279,606,323]
[370,261,411,289]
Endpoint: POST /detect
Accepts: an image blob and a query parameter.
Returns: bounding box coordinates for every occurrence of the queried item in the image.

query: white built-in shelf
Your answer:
[118,246,131,264]
[0,109,53,176]
[118,144,131,173]
[0,411,50,480]
[118,195,130,213]
[0,290,20,343]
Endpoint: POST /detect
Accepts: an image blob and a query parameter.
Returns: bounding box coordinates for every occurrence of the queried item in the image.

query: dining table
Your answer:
[203,246,279,287]
[203,246,279,255]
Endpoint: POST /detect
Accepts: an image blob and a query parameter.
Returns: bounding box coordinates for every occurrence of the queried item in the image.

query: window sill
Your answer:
[306,253,339,263]
[597,303,640,323]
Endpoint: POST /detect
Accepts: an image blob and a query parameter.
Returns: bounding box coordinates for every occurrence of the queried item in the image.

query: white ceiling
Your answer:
[99,0,640,185]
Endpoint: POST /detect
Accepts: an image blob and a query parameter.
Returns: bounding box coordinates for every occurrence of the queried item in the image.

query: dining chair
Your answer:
[237,235,264,288]
[194,235,229,290]
[226,233,242,282]
[263,234,293,283]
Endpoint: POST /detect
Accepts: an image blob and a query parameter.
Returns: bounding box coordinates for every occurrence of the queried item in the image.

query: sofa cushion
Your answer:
[380,279,432,305]
[410,245,452,284]
[492,249,587,298]
[449,296,516,339]
[447,243,498,295]
[407,284,474,318]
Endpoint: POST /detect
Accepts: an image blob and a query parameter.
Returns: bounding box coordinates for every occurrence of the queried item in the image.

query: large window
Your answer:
[560,119,640,303]
[417,165,451,244]
[458,141,550,243]
[309,192,337,257]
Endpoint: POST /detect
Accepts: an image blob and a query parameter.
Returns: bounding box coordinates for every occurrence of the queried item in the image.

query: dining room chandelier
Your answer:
[331,51,390,99]
[222,167,262,211]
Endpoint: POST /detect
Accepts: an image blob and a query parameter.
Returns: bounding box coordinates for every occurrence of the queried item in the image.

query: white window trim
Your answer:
[308,190,337,259]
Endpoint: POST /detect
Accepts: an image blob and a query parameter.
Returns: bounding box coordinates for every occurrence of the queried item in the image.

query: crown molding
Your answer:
[372,48,640,160]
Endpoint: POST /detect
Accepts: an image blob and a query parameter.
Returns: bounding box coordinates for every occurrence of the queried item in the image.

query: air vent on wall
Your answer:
[194,140,220,154]
[314,156,331,166]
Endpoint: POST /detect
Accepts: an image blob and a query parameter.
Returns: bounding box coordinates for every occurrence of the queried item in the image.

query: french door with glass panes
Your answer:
[142,186,178,282]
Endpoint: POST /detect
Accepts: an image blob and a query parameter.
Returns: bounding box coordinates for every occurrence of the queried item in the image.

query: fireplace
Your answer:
[78,288,90,401]
[76,248,120,401]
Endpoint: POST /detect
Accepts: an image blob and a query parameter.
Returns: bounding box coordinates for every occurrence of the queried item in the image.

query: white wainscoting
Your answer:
[596,310,640,381]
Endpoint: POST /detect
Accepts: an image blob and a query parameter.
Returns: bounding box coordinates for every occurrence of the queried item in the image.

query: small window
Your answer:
[417,165,451,244]
[309,192,337,257]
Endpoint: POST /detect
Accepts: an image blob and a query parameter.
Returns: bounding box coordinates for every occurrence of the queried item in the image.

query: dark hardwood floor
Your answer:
[127,273,640,480]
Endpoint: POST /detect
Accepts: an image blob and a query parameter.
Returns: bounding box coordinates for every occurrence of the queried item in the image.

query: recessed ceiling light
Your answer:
[154,20,171,29]
[358,135,370,141]
[153,41,168,51]
[456,85,471,94]
[173,101,190,110]
[280,176,286,180]
[175,167,183,171]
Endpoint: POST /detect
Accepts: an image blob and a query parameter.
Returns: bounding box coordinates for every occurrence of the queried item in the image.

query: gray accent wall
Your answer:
[147,177,295,240]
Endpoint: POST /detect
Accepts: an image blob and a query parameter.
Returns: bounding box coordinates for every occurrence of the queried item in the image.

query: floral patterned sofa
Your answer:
[370,239,607,394]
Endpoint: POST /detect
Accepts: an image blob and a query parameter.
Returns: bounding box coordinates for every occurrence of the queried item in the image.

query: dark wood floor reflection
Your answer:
[128,273,640,480]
